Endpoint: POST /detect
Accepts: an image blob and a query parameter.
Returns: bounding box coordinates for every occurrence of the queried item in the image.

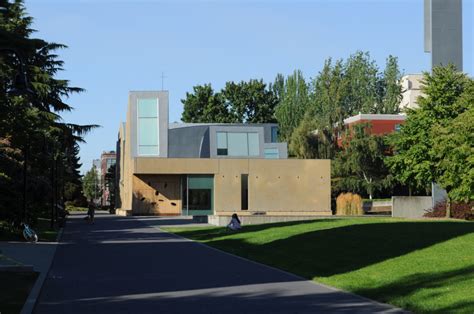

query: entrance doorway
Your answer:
[182,175,214,216]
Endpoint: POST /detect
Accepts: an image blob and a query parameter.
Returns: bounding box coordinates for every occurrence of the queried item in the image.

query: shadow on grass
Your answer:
[170,219,335,241]
[354,265,474,314]
[191,221,474,277]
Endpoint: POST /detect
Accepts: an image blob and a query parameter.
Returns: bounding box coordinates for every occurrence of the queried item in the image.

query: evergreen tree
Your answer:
[0,0,97,224]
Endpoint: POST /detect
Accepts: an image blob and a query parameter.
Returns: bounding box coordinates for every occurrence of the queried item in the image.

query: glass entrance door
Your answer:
[182,175,214,216]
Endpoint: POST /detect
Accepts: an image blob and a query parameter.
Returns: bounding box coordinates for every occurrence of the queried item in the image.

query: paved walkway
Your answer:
[34,213,406,313]
[0,237,58,314]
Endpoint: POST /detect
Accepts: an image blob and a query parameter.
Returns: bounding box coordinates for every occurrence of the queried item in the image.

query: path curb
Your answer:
[20,226,64,314]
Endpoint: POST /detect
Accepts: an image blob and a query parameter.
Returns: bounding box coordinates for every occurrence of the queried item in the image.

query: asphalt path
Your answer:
[34,213,406,313]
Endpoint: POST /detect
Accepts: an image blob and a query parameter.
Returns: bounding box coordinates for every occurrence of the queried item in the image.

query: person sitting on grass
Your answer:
[227,213,241,231]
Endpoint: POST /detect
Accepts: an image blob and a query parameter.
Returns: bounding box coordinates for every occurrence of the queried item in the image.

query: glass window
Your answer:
[217,132,227,148]
[217,132,228,156]
[138,98,158,117]
[139,118,158,146]
[137,98,159,155]
[228,132,248,156]
[271,127,278,143]
[395,124,401,132]
[138,146,159,155]
[248,133,259,156]
[264,148,279,159]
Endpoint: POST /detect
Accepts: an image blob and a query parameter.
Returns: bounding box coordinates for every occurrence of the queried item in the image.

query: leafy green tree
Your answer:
[182,80,277,124]
[288,52,401,159]
[376,55,402,114]
[82,166,100,202]
[223,79,277,123]
[289,116,319,159]
[270,73,285,103]
[432,106,474,203]
[343,51,379,115]
[332,124,392,199]
[386,65,470,215]
[274,70,309,144]
[181,84,233,123]
[105,164,116,208]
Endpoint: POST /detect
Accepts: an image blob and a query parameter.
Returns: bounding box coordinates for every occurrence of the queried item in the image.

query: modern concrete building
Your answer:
[116,91,331,220]
[424,0,463,71]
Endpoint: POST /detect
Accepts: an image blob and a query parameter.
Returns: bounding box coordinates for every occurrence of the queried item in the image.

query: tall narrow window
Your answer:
[241,174,248,210]
[137,98,159,155]
[247,133,259,156]
[271,126,278,143]
[217,132,228,156]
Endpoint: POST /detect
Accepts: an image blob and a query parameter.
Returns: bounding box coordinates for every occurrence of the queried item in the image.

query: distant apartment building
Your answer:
[92,159,101,176]
[100,151,116,206]
[400,74,424,111]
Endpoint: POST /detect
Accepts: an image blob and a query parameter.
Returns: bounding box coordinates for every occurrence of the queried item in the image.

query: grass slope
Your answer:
[164,218,474,313]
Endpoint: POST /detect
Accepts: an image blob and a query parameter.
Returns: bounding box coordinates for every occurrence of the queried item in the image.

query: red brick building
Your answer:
[100,151,116,206]
[337,113,407,147]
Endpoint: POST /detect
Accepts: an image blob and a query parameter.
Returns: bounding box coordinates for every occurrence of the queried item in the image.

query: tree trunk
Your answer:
[22,143,28,221]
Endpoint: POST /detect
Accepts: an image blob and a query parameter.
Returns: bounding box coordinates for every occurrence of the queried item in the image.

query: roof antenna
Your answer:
[161,72,167,91]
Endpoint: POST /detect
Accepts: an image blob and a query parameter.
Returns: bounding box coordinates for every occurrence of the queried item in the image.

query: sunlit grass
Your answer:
[164,218,474,313]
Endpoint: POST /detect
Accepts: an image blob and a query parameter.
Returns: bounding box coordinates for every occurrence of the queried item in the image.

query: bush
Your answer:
[424,201,474,220]
[336,193,363,216]
[65,204,87,212]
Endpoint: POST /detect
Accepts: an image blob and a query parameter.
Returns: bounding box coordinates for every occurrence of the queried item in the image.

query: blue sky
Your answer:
[25,0,473,173]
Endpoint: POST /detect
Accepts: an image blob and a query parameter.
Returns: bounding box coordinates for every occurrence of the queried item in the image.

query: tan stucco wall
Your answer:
[247,159,330,212]
[214,159,250,212]
[132,175,181,215]
[135,158,219,174]
[117,107,135,212]
[129,157,331,215]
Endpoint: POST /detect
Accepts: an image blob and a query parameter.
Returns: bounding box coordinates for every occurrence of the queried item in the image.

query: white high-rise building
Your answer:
[399,74,424,111]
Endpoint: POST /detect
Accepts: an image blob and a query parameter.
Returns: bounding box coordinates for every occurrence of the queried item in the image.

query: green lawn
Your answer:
[164,218,474,314]
[0,218,58,242]
[0,271,38,314]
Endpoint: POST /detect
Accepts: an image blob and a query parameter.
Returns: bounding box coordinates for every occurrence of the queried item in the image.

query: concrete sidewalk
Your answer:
[0,225,63,314]
[34,214,407,313]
